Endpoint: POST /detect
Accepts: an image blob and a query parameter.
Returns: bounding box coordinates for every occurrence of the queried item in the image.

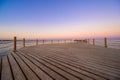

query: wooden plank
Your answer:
[19,45,118,79]
[41,57,94,80]
[45,46,120,77]
[12,53,40,80]
[53,53,120,78]
[23,47,118,79]
[1,56,13,80]
[49,55,119,80]
[18,51,67,80]
[8,54,26,80]
[17,43,120,80]
[29,49,108,80]
[46,56,110,79]
[24,53,80,80]
[23,50,94,80]
[17,53,53,80]
[0,58,1,79]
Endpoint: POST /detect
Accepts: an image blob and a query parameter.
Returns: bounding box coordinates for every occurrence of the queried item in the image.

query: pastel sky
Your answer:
[0,0,120,39]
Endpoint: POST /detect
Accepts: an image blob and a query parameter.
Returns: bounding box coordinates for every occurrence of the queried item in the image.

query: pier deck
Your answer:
[0,43,120,80]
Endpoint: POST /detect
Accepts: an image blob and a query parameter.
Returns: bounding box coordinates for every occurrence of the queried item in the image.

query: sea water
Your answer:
[0,39,120,57]
[89,39,120,49]
[0,40,65,57]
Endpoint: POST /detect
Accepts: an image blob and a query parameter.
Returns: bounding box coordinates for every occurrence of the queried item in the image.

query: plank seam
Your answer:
[7,55,15,80]
[19,51,69,80]
[53,54,120,77]
[40,58,83,80]
[18,52,55,80]
[43,56,95,80]
[0,58,2,80]
[11,53,28,80]
[49,56,109,80]
[16,53,42,80]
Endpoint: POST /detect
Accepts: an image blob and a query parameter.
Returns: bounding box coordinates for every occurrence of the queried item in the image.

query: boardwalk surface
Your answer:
[0,43,120,80]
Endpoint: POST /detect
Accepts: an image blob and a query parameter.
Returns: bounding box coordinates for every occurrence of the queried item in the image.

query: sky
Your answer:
[0,0,120,39]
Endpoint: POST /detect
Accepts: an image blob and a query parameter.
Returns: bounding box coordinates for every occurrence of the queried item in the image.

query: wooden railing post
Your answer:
[43,40,44,45]
[36,38,38,46]
[74,40,76,43]
[23,38,25,48]
[104,37,107,48]
[93,38,95,45]
[13,36,16,53]
[87,39,89,44]
[64,40,66,43]
[51,40,53,44]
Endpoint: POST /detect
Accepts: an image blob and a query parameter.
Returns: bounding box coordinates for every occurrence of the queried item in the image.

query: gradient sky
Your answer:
[0,0,120,39]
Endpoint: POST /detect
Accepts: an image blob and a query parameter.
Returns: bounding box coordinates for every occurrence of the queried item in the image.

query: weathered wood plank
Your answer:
[20,50,81,80]
[22,49,93,80]
[1,43,120,80]
[22,47,117,79]
[1,56,13,80]
[43,56,107,80]
[41,57,94,80]
[18,51,67,80]
[49,55,120,80]
[0,58,1,79]
[12,53,40,80]
[52,53,120,77]
[8,54,26,80]
[25,49,108,80]
[19,43,120,80]
[17,53,53,80]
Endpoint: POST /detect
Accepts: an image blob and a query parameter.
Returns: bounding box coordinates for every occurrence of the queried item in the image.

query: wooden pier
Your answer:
[0,43,120,80]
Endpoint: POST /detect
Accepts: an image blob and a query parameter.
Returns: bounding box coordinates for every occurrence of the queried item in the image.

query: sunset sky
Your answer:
[0,0,120,39]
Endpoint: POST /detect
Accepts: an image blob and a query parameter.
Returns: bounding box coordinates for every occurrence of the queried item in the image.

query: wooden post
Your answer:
[36,38,38,46]
[43,40,44,45]
[64,40,66,43]
[13,36,16,53]
[23,38,25,48]
[93,38,95,45]
[104,37,107,48]
[76,40,78,43]
[51,40,53,44]
[87,39,89,44]
[74,40,75,43]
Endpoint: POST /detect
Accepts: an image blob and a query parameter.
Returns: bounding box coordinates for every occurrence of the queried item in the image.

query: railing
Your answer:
[88,37,107,47]
[13,36,74,53]
[74,37,108,48]
[1,36,119,56]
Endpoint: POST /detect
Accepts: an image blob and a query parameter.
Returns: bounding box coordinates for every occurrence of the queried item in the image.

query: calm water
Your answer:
[0,40,68,57]
[0,39,120,57]
[89,39,120,49]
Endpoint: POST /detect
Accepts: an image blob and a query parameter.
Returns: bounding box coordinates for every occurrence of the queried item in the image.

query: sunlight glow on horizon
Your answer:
[0,0,120,39]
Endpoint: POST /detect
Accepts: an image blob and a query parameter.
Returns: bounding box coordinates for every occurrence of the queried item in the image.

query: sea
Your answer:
[0,39,120,57]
